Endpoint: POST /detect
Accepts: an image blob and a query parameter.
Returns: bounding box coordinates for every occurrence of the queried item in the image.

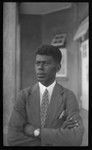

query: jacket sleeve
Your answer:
[41,90,84,146]
[7,89,40,146]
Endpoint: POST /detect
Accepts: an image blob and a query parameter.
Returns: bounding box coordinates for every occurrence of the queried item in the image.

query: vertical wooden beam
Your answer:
[3,3,20,144]
[15,6,21,96]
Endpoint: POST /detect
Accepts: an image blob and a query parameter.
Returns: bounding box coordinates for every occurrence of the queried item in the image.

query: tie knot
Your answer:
[44,89,48,93]
[43,89,48,97]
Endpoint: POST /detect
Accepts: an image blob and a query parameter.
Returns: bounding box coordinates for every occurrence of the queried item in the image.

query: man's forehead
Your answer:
[36,55,53,61]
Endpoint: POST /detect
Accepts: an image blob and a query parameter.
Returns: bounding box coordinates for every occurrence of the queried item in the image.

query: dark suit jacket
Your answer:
[7,82,84,146]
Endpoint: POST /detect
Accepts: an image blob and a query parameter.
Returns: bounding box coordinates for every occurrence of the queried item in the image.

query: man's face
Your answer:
[35,54,60,86]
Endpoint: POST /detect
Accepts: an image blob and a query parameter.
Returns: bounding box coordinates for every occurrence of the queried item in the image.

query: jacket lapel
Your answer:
[27,82,65,128]
[45,82,65,127]
[28,83,41,127]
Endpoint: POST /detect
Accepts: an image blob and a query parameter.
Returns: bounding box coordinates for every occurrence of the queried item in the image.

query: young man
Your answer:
[7,45,84,146]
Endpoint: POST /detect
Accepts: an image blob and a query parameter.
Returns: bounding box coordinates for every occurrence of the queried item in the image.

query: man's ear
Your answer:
[56,64,61,72]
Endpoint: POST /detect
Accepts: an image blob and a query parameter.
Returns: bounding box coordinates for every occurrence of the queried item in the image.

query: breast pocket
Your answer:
[51,102,66,128]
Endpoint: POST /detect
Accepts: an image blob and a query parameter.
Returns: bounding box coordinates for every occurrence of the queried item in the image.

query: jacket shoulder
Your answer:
[17,86,32,100]
[57,83,76,97]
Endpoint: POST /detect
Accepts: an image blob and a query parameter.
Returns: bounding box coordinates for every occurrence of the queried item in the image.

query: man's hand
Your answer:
[24,124,41,138]
[62,116,79,129]
[24,124,35,136]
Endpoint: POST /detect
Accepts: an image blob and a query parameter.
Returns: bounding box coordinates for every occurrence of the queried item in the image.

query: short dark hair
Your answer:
[35,44,62,64]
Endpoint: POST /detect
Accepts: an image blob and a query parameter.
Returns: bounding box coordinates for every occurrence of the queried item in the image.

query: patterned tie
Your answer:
[40,89,49,128]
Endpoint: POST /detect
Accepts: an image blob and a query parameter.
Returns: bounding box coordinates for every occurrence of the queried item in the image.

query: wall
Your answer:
[77,2,88,23]
[20,15,42,88]
[42,3,79,99]
[41,3,88,101]
[76,2,89,105]
[76,3,88,145]
[20,3,88,102]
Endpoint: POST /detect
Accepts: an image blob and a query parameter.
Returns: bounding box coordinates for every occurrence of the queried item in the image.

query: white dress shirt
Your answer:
[39,81,56,105]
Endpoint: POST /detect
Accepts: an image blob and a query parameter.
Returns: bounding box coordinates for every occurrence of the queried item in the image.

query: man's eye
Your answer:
[36,62,40,65]
[35,62,50,66]
[44,62,50,65]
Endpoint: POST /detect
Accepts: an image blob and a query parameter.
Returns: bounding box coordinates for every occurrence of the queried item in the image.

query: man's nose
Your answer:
[38,63,44,70]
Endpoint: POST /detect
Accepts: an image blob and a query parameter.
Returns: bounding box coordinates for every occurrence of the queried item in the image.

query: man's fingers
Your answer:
[62,120,79,129]
[24,124,35,135]
[67,123,79,129]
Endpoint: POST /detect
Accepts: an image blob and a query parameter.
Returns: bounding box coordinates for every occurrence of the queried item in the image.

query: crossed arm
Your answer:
[40,91,84,146]
[7,90,84,146]
[7,90,41,146]
[41,113,84,146]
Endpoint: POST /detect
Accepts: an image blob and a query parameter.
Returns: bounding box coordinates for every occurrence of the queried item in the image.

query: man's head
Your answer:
[35,45,62,87]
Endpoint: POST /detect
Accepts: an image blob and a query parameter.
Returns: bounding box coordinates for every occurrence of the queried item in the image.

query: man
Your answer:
[7,45,84,146]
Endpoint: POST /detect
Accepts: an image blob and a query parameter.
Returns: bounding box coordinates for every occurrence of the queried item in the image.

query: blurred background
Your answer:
[3,2,89,146]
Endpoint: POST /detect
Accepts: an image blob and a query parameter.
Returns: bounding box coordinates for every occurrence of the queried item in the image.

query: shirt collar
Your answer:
[39,80,56,99]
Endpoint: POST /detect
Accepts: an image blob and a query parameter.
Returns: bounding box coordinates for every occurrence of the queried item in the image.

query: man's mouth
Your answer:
[37,73,45,78]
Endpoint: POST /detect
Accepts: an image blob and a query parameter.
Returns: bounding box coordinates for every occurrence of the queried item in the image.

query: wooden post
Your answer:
[3,2,20,145]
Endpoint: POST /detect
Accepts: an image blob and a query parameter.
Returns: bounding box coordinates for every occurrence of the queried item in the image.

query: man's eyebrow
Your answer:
[36,60,47,63]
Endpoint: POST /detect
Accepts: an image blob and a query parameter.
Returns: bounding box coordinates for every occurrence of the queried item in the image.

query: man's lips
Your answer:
[37,73,45,77]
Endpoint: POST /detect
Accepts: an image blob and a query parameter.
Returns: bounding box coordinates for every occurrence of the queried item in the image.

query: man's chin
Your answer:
[37,77,45,82]
[37,77,46,84]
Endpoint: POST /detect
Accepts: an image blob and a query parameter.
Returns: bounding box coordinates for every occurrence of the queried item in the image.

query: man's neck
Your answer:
[39,80,56,87]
